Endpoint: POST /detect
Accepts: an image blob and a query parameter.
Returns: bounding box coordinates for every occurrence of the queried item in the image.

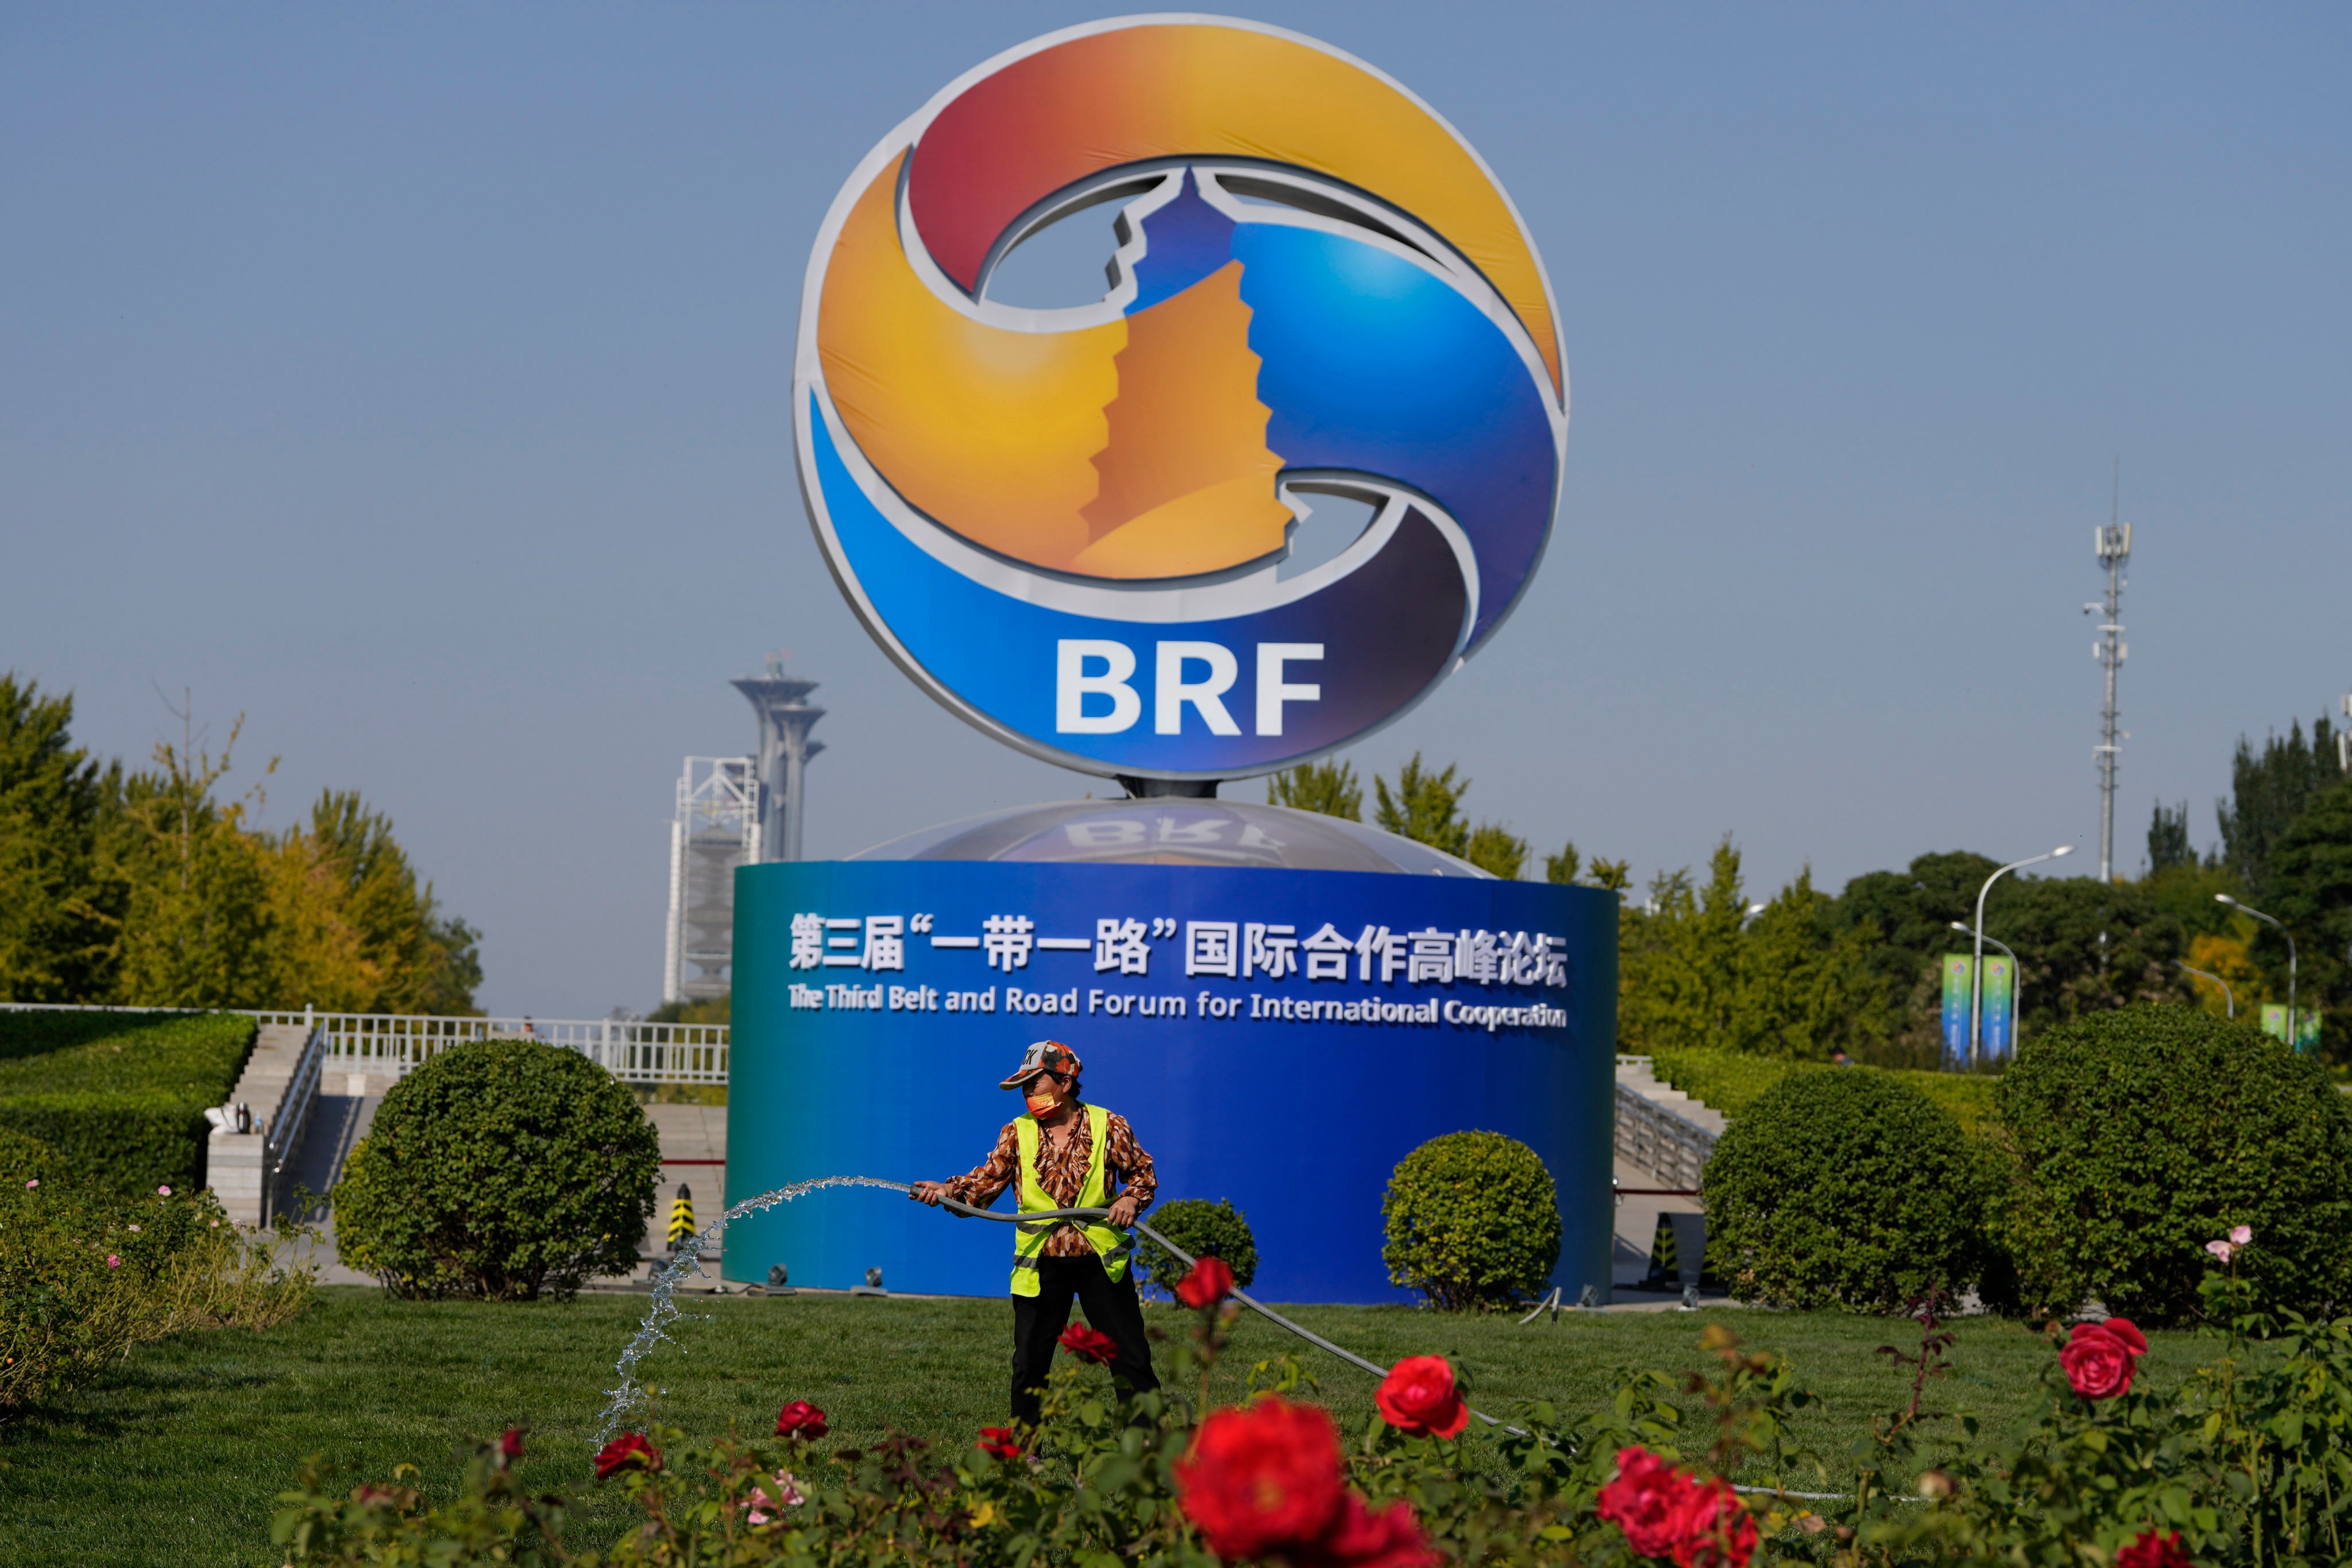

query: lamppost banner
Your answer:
[1980,956,2015,1060]
[2260,1005,2322,1052]
[1940,955,1973,1068]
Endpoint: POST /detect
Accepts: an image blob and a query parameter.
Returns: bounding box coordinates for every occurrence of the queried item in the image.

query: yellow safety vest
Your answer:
[1010,1103,1133,1296]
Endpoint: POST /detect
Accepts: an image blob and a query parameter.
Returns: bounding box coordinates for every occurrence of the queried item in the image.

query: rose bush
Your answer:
[1,1175,312,1416]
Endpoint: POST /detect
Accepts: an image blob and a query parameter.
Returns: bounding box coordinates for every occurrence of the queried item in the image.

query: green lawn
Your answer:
[1,1286,2195,1566]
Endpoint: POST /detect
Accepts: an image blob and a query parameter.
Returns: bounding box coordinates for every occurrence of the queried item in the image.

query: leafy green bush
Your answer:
[1381,1130,1560,1311]
[1,1179,312,1415]
[1703,1069,1986,1312]
[0,1011,256,1193]
[1647,1045,1998,1134]
[1995,1005,2352,1324]
[1132,1198,1257,1298]
[0,1126,57,1183]
[333,1037,661,1301]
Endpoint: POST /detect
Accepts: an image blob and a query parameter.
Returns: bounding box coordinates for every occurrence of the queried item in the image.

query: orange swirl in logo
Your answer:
[812,18,1562,584]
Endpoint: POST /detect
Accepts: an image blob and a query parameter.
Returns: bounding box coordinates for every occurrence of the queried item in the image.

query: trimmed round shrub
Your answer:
[1703,1069,1984,1313]
[334,1038,661,1301]
[1382,1131,1560,1311]
[1133,1198,1258,1299]
[1995,1005,2352,1326]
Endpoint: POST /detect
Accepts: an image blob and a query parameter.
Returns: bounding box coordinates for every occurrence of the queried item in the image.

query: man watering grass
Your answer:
[910,1040,1161,1426]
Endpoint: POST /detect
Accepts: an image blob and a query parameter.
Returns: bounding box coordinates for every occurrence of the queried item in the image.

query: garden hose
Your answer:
[918,1190,1864,1504]
[600,1175,1853,1504]
[910,1189,1501,1426]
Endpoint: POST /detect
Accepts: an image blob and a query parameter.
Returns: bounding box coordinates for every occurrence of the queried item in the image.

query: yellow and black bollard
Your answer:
[667,1184,696,1255]
[1640,1212,1679,1289]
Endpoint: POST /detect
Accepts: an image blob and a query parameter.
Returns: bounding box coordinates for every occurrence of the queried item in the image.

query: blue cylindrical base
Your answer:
[724,860,1616,1304]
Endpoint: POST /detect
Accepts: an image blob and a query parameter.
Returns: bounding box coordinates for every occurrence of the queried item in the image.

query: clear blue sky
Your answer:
[5,5,2347,1017]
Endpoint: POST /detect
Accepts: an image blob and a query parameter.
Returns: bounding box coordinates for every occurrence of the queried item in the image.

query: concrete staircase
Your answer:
[1613,1057,1724,1192]
[206,1023,325,1226]
[1616,1058,1727,1136]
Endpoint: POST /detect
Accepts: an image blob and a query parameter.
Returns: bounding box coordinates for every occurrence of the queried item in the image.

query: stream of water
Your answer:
[592,1174,914,1445]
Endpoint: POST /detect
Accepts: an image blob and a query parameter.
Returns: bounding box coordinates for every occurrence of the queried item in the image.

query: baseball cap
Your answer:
[999,1040,1083,1091]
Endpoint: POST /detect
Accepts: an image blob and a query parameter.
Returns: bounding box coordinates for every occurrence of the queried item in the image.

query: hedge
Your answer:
[0,1011,257,1194]
[1646,1046,1997,1134]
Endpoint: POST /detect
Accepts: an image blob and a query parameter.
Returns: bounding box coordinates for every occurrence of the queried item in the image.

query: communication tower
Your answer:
[2086,465,2131,883]
[732,655,826,863]
[663,756,760,1002]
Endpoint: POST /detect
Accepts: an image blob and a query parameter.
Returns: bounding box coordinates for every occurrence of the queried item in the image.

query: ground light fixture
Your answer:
[1951,922,2024,1051]
[2216,894,2295,1041]
[1970,847,2073,1068]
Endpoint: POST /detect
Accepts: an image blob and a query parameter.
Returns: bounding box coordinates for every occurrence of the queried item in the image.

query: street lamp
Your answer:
[2216,894,2296,1043]
[1951,922,2024,1054]
[1971,846,2073,1068]
[2175,959,2235,1018]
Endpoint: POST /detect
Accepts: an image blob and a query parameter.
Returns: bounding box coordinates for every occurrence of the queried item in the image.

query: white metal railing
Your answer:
[0,1003,729,1086]
[262,1023,327,1225]
[257,1010,729,1085]
[1613,1079,1717,1191]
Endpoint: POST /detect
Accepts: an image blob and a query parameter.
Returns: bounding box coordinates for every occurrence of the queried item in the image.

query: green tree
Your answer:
[106,719,280,1009]
[1543,843,1581,885]
[1373,754,1470,858]
[1585,858,1632,892]
[1265,759,1361,820]
[2146,798,2196,874]
[1370,753,1532,877]
[0,678,481,1013]
[0,677,119,1002]
[1618,838,1890,1060]
[1463,824,1528,880]
[268,790,482,1014]
[1826,851,2192,1062]
[2218,714,2346,902]
[2262,778,2352,1053]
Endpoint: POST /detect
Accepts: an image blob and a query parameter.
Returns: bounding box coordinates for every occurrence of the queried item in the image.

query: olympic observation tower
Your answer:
[732,655,827,864]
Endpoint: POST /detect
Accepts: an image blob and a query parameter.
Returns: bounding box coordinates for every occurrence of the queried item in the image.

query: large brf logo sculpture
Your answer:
[795,15,1567,783]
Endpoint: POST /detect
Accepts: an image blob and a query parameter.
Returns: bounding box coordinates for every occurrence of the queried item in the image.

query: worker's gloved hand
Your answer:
[910,1181,948,1207]
[1103,1194,1141,1230]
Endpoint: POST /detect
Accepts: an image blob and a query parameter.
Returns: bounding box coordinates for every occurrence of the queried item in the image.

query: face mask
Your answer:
[1025,1084,1063,1119]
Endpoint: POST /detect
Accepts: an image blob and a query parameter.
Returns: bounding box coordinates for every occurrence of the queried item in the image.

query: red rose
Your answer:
[775,1400,830,1439]
[1668,1474,1757,1568]
[594,1432,659,1481]
[498,1428,525,1462]
[1175,1396,1347,1559]
[2115,1529,2192,1568]
[977,1425,1023,1459]
[1597,1446,1691,1559]
[1176,1256,1235,1308]
[1374,1355,1470,1440]
[2100,1318,2149,1356]
[2060,1322,2145,1400]
[1292,1494,1443,1568]
[1058,1323,1119,1365]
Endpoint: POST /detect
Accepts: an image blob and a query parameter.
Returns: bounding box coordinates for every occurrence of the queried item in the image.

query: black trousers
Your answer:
[1009,1252,1159,1426]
